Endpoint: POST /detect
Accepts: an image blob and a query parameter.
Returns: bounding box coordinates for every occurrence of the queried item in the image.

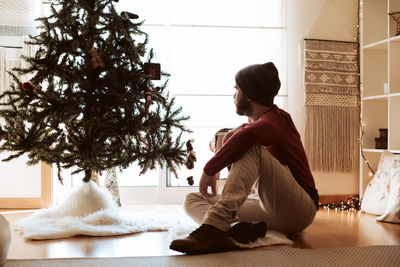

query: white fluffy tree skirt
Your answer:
[17,182,293,249]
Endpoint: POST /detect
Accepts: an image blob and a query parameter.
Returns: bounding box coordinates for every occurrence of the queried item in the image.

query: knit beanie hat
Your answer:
[235,62,281,107]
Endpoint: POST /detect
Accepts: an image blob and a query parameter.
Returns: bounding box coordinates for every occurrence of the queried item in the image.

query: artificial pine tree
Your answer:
[0,0,190,183]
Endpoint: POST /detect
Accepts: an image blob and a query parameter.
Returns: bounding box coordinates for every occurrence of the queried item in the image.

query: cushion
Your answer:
[361,151,393,215]
[377,154,400,223]
[0,214,10,265]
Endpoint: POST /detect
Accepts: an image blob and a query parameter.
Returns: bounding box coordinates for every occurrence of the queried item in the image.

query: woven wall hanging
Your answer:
[304,39,359,172]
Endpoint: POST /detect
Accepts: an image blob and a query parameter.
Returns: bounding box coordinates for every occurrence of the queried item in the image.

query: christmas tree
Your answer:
[0,0,190,183]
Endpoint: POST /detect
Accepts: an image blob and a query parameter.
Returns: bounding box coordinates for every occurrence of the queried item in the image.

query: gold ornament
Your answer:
[90,45,105,68]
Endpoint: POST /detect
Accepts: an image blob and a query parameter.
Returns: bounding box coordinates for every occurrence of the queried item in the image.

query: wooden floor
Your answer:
[1,205,400,259]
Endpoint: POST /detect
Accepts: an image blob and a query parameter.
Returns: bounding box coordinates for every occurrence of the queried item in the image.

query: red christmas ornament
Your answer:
[22,82,41,93]
[22,82,34,92]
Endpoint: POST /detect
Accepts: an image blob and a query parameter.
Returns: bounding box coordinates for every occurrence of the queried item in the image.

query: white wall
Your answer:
[287,0,359,195]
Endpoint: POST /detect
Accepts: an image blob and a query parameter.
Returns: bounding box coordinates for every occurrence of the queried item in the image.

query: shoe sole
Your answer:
[228,221,267,244]
[170,241,235,255]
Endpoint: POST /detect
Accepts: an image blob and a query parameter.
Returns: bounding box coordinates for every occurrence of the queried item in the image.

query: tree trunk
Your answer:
[83,169,91,183]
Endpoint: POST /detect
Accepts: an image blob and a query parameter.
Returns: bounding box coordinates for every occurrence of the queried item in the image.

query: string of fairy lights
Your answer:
[358,0,376,179]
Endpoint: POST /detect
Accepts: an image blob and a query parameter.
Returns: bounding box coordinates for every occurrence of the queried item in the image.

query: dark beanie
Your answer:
[235,62,281,107]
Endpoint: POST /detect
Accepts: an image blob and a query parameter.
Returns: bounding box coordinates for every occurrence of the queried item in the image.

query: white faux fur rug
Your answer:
[17,182,293,248]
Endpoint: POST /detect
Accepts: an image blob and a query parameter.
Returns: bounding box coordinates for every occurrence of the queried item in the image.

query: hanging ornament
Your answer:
[90,45,105,68]
[22,82,34,92]
[121,11,139,20]
[187,176,194,186]
[185,139,196,170]
[22,82,41,93]
[144,62,161,80]
[145,88,153,109]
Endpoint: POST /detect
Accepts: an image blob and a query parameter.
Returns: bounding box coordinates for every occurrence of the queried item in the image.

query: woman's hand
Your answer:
[199,172,217,198]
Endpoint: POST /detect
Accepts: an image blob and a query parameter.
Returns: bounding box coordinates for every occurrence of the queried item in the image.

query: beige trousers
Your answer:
[184,145,317,235]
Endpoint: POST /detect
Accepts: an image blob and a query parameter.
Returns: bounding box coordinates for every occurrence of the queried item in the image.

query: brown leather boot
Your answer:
[169,224,235,254]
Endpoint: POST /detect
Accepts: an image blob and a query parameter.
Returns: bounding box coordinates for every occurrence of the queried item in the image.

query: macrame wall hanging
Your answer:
[304,39,359,172]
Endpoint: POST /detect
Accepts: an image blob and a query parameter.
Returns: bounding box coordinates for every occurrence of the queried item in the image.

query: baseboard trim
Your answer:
[0,198,41,209]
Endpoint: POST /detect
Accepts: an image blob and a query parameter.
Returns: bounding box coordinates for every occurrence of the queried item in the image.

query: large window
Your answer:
[114,0,287,187]
[51,0,287,203]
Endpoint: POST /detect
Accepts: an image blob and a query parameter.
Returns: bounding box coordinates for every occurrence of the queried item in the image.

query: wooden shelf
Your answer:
[362,149,400,154]
[362,94,388,100]
[389,35,400,42]
[361,92,400,100]
[362,149,385,153]
[363,39,388,50]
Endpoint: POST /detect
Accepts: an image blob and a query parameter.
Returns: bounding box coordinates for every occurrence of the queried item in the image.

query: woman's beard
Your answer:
[235,96,252,117]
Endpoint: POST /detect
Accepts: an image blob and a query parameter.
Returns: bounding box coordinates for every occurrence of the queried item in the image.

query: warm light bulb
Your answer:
[369,172,374,177]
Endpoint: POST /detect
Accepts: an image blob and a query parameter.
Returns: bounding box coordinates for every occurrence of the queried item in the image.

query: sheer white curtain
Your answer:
[0,0,43,202]
[0,48,6,102]
[0,47,21,105]
[0,37,38,104]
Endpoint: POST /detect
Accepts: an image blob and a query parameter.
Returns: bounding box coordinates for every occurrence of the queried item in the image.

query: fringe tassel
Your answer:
[305,106,356,172]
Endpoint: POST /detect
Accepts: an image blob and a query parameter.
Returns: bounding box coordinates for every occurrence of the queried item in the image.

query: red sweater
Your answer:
[204,105,319,208]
